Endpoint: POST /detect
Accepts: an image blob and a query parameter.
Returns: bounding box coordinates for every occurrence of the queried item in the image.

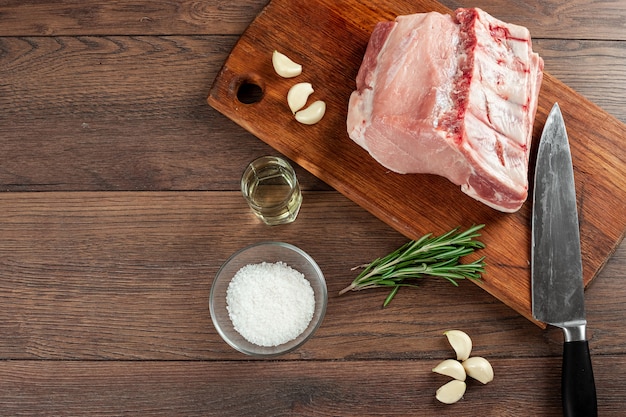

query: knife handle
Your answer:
[562,340,597,417]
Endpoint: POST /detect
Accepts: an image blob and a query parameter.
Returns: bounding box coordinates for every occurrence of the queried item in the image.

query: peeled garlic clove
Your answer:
[287,82,314,114]
[435,380,466,404]
[295,100,326,125]
[272,50,302,78]
[444,330,472,361]
[432,359,466,381]
[462,356,494,384]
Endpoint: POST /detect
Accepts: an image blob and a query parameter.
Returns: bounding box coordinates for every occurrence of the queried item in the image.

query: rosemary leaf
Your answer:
[339,224,486,306]
[383,286,400,307]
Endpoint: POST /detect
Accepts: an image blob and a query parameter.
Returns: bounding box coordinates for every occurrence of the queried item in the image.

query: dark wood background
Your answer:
[0,1,624,415]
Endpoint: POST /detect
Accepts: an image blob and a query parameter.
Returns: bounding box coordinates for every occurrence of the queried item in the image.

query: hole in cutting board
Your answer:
[235,77,264,104]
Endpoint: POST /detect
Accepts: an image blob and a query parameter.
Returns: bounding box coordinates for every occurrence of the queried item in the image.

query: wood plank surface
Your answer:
[0,0,268,36]
[1,20,624,191]
[0,192,624,361]
[1,0,624,40]
[2,356,626,416]
[0,0,625,415]
[207,0,626,323]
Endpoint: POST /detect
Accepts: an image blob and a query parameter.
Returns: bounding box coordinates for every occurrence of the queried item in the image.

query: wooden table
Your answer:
[0,1,624,415]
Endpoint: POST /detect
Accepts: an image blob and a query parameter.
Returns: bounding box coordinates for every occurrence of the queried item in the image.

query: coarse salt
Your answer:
[226,261,315,347]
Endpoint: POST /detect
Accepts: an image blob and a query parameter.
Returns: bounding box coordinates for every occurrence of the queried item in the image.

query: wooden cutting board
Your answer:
[208,0,626,325]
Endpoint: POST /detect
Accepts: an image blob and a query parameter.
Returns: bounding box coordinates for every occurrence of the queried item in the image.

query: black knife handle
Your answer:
[562,340,597,417]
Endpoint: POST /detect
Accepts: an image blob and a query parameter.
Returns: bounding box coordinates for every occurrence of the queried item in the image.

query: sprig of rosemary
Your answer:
[339,224,486,307]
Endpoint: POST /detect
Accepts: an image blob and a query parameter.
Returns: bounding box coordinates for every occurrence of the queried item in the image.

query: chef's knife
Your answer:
[532,103,597,417]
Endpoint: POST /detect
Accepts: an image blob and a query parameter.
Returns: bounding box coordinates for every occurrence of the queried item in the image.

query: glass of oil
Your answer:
[241,156,302,225]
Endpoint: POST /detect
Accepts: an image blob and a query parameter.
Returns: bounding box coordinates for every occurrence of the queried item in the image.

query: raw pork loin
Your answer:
[347,8,544,212]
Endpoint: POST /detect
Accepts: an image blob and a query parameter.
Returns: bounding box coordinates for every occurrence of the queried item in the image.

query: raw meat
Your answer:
[347,8,544,212]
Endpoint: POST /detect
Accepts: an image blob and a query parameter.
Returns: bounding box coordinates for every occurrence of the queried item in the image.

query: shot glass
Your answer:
[241,156,302,225]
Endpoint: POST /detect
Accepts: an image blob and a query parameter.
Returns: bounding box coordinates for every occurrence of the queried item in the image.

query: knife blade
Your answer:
[531,102,597,417]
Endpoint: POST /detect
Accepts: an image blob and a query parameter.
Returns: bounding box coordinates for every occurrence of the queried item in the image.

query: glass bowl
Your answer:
[209,242,327,357]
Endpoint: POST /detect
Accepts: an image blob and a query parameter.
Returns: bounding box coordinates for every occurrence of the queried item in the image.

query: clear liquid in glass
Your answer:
[241,156,302,225]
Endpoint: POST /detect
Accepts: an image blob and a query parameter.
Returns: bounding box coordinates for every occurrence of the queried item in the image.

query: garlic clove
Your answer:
[295,100,326,125]
[272,50,302,78]
[432,359,466,381]
[462,356,494,384]
[435,380,466,404]
[287,82,314,114]
[444,330,472,361]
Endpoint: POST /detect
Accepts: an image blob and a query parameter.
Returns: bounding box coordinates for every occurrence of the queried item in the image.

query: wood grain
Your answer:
[2,356,626,416]
[207,0,626,324]
[533,39,626,119]
[0,0,269,36]
[0,192,527,360]
[0,192,623,360]
[1,0,624,40]
[0,0,625,415]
